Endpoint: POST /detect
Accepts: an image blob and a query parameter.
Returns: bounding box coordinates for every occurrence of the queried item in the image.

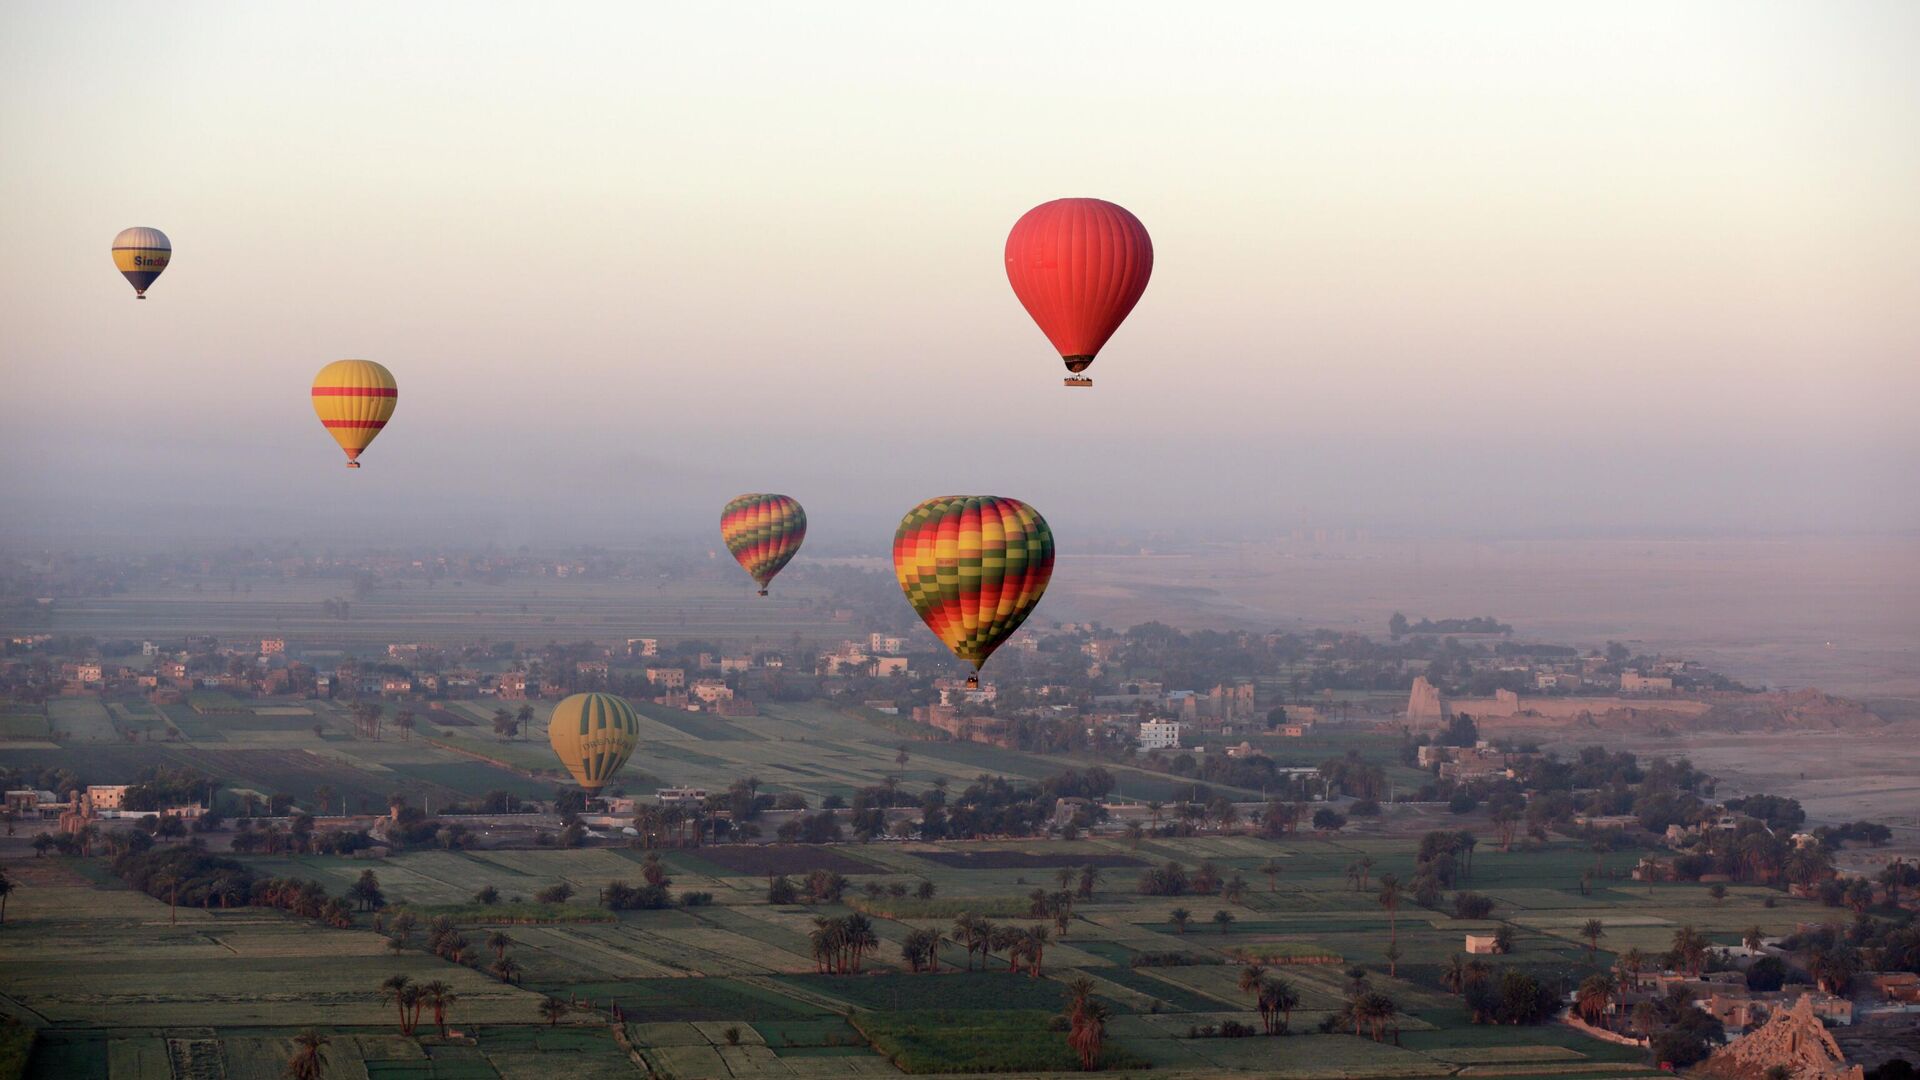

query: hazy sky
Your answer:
[2,2,1916,549]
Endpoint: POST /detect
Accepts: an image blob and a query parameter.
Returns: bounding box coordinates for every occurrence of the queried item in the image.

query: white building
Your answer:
[1139,719,1186,751]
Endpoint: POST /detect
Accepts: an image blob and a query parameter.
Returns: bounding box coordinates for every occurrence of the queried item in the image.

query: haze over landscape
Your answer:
[3,5,1918,1080]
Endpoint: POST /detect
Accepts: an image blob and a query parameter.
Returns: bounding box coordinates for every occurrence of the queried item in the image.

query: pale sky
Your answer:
[2,2,1916,548]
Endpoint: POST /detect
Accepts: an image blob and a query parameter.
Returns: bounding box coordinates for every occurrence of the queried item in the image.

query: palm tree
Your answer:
[1022,925,1051,977]
[380,975,413,1034]
[1742,925,1767,953]
[1238,963,1269,997]
[1223,873,1249,905]
[1168,907,1192,935]
[1619,946,1646,985]
[490,956,521,984]
[156,874,181,925]
[1077,864,1102,900]
[1580,919,1606,957]
[283,1029,329,1080]
[1356,991,1397,1042]
[487,930,512,959]
[951,915,980,971]
[1262,858,1283,893]
[1125,821,1144,848]
[1384,941,1401,978]
[991,923,1023,973]
[1575,973,1616,1028]
[1463,958,1493,993]
[1064,975,1109,1070]
[1259,977,1300,1035]
[313,785,334,816]
[420,980,455,1036]
[1669,926,1709,978]
[1377,874,1401,948]
[1212,909,1236,935]
[539,997,568,1026]
[1147,800,1164,828]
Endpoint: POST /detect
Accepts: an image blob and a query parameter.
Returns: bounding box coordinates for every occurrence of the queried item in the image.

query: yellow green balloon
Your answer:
[547,692,640,793]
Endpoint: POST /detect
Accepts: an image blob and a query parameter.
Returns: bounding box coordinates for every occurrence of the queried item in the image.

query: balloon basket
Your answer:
[965,675,979,689]
[1063,377,1092,387]
[345,462,361,469]
[757,588,769,597]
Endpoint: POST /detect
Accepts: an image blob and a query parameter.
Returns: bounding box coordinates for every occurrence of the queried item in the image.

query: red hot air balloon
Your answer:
[1004,198,1153,387]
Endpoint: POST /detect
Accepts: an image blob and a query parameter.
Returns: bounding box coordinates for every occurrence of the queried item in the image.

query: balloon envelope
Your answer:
[547,692,641,793]
[311,360,397,468]
[1004,199,1152,382]
[721,493,807,595]
[893,496,1054,673]
[112,227,171,298]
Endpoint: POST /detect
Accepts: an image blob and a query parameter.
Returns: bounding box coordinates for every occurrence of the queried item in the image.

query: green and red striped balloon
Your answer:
[893,496,1054,676]
[721,493,806,595]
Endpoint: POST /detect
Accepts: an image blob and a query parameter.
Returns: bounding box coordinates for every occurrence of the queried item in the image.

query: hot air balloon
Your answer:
[310,360,397,468]
[1004,198,1153,387]
[894,496,1054,687]
[547,692,641,795]
[721,493,807,596]
[112,227,171,299]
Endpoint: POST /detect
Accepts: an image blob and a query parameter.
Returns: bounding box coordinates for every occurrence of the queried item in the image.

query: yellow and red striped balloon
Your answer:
[893,496,1054,680]
[721,494,807,595]
[310,360,397,468]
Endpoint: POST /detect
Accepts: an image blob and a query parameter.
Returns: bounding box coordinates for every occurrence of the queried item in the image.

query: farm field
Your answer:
[30,576,849,652]
[0,821,1825,1078]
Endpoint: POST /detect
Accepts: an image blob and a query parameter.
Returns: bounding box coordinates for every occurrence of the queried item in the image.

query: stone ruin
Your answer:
[1405,676,1445,724]
[1698,995,1863,1080]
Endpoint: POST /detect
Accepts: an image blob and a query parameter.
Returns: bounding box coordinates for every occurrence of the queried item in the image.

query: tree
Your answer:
[901,927,943,973]
[487,931,512,959]
[283,1030,330,1080]
[1077,864,1102,900]
[347,869,385,912]
[1377,874,1402,949]
[1262,858,1283,892]
[1441,954,1469,996]
[1575,973,1616,1027]
[1064,975,1109,1070]
[490,956,521,984]
[380,975,414,1034]
[1742,925,1767,953]
[1668,926,1710,978]
[474,885,500,905]
[1581,919,1606,957]
[1259,976,1300,1035]
[0,868,13,925]
[1355,991,1398,1042]
[539,997,568,1026]
[1212,909,1236,935]
[419,980,455,1036]
[1169,907,1192,935]
[1019,925,1051,978]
